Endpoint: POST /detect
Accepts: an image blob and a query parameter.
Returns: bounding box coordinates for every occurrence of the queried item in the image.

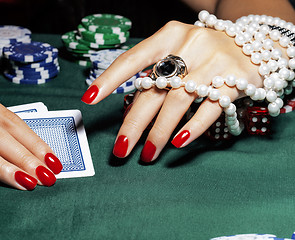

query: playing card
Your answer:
[8,102,48,114]
[17,110,95,179]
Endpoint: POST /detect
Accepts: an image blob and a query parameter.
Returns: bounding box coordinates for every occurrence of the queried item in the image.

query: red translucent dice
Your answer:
[245,106,271,135]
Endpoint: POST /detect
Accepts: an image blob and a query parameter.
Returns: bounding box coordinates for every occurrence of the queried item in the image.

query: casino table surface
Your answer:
[0,34,294,240]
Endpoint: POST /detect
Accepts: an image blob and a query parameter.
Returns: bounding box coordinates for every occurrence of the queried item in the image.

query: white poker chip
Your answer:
[90,49,126,69]
[280,97,295,114]
[0,25,31,44]
[211,234,292,240]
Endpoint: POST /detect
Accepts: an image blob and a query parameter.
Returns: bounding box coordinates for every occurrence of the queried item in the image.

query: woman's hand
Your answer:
[0,104,62,190]
[81,21,266,162]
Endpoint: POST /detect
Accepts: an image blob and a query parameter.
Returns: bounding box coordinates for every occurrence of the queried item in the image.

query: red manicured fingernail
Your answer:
[36,166,56,187]
[44,153,63,174]
[15,171,37,191]
[81,85,99,104]
[171,130,190,148]
[113,135,128,158]
[141,141,156,163]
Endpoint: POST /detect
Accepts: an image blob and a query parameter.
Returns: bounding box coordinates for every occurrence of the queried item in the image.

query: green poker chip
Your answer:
[81,14,132,33]
[77,37,121,49]
[77,24,128,42]
[61,30,91,51]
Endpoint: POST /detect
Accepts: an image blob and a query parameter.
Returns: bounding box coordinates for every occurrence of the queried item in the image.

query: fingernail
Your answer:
[171,130,190,148]
[15,171,37,191]
[113,135,128,158]
[36,166,56,187]
[140,141,156,163]
[44,153,63,174]
[81,85,99,104]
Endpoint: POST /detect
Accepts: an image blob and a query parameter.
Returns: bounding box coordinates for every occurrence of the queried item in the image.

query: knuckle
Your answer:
[123,117,142,133]
[162,20,184,34]
[18,152,36,169]
[150,124,170,143]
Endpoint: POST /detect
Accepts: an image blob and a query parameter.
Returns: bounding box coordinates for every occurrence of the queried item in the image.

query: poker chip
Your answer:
[81,14,132,33]
[61,13,131,66]
[280,97,295,113]
[3,42,57,63]
[90,49,126,69]
[0,25,31,44]
[210,234,292,240]
[2,40,60,84]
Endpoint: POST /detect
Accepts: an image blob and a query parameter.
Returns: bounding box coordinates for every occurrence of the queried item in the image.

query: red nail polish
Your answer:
[36,166,56,187]
[81,85,99,104]
[15,171,37,191]
[44,153,63,174]
[171,130,190,148]
[140,141,156,163]
[113,135,128,158]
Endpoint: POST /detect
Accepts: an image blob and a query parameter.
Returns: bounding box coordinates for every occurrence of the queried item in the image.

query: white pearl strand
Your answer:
[134,11,295,136]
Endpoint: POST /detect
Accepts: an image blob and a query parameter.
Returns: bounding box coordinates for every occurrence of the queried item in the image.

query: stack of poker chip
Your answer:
[0,25,31,57]
[86,49,140,94]
[2,41,59,84]
[61,13,132,67]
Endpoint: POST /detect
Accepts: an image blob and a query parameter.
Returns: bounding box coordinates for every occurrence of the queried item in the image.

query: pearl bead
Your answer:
[194,97,203,103]
[212,76,224,88]
[244,83,256,96]
[268,102,280,114]
[257,88,266,100]
[214,20,226,31]
[279,67,290,80]
[219,95,231,108]
[251,52,262,64]
[269,29,281,41]
[224,103,236,115]
[258,63,270,76]
[254,32,266,41]
[197,84,209,97]
[236,78,248,90]
[206,14,217,27]
[271,48,282,60]
[198,10,210,22]
[279,36,290,47]
[226,112,237,121]
[225,74,236,87]
[225,24,237,37]
[263,77,275,89]
[274,79,284,91]
[267,59,278,72]
[170,76,182,88]
[194,21,205,27]
[242,44,254,55]
[141,77,153,89]
[208,89,220,101]
[287,71,295,81]
[135,78,142,90]
[277,58,288,68]
[266,90,277,102]
[261,50,271,61]
[263,39,273,50]
[235,34,246,46]
[155,77,167,89]
[250,90,260,101]
[289,58,295,69]
[259,24,270,34]
[275,97,284,108]
[287,47,295,58]
[185,80,197,93]
[252,40,263,51]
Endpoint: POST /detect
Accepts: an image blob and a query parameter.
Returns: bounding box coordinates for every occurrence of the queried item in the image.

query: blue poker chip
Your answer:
[3,42,58,63]
[90,49,126,69]
[12,57,59,69]
[0,25,31,44]
[11,64,59,75]
[4,68,59,82]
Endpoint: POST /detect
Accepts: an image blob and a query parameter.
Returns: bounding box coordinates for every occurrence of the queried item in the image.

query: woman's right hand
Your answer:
[0,104,63,190]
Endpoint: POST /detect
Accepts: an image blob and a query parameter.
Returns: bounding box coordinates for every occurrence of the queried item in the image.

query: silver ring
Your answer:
[150,54,188,80]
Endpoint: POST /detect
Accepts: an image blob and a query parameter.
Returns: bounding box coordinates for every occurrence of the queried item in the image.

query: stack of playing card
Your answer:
[7,102,95,179]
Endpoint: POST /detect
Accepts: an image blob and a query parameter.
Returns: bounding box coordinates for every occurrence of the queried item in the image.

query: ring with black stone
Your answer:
[150,54,188,80]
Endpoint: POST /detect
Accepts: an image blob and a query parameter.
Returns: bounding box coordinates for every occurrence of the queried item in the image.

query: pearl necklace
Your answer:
[135,11,295,136]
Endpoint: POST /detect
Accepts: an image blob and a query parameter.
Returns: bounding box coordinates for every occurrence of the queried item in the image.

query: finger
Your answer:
[113,87,168,158]
[0,156,37,191]
[81,21,195,105]
[0,105,63,174]
[171,85,240,148]
[0,126,56,187]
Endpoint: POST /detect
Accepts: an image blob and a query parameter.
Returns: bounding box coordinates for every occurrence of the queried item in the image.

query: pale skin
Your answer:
[1,0,295,190]
[83,0,295,161]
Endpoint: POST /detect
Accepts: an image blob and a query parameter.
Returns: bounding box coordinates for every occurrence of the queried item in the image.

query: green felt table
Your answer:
[0,34,294,240]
